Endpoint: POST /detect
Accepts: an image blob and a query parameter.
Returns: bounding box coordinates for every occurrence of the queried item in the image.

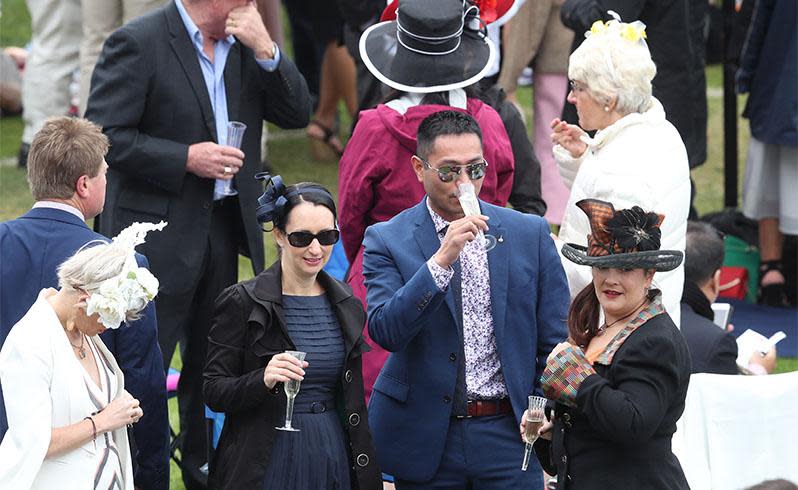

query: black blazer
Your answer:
[85,2,311,299]
[203,262,382,490]
[680,303,739,375]
[536,313,692,490]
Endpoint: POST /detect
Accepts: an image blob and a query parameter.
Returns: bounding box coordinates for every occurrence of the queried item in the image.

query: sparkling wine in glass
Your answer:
[275,350,306,432]
[521,395,548,471]
[457,182,497,251]
[218,121,247,197]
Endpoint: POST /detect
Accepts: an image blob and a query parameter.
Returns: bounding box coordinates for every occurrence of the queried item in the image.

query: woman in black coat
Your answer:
[203,176,381,490]
[525,199,692,489]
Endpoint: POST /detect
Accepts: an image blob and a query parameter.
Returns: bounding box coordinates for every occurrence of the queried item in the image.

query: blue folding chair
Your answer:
[199,407,226,476]
[323,240,349,281]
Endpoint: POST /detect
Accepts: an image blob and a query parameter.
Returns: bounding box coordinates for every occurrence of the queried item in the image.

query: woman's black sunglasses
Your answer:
[287,229,340,247]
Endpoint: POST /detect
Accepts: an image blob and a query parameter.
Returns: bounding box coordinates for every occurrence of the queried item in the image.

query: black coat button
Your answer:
[443,395,452,403]
[345,370,353,383]
[349,413,360,426]
[449,353,457,362]
[356,454,369,467]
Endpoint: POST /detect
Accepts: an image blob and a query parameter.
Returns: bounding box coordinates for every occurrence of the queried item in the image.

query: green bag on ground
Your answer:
[723,235,760,303]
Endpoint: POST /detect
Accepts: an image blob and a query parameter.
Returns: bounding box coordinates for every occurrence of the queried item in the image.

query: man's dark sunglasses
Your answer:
[287,229,340,247]
[421,158,488,183]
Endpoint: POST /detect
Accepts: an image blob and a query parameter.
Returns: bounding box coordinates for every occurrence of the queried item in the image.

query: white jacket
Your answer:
[554,98,690,327]
[0,291,133,490]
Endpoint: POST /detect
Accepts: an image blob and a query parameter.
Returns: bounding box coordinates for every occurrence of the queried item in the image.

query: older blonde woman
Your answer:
[0,222,164,490]
[550,14,690,326]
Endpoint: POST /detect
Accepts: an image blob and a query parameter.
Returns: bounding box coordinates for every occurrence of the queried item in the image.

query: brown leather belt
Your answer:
[456,398,513,418]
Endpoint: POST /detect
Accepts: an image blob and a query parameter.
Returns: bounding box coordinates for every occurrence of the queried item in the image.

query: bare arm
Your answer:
[46,419,95,458]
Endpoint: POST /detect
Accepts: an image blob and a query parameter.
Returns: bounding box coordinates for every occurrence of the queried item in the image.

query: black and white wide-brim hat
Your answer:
[360,0,497,94]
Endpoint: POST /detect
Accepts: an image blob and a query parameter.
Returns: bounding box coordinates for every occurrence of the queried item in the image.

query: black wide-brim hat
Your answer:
[561,198,684,272]
[561,244,683,272]
[360,0,497,94]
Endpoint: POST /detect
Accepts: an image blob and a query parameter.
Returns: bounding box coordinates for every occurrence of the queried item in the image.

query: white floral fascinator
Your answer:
[85,221,167,329]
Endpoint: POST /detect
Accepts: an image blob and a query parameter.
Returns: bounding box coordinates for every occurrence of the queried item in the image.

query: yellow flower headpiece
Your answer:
[586,11,647,44]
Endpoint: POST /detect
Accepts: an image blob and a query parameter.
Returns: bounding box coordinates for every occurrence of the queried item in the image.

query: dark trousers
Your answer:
[395,413,545,490]
[282,0,324,104]
[156,200,238,490]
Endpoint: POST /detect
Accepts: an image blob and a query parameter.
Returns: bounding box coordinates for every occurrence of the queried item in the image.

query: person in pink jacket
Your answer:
[340,0,516,399]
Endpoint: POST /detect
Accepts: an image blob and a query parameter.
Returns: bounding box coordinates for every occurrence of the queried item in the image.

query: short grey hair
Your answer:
[57,242,144,321]
[568,31,656,116]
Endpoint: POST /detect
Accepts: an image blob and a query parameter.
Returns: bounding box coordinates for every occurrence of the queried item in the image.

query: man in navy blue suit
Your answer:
[363,110,569,488]
[0,117,170,490]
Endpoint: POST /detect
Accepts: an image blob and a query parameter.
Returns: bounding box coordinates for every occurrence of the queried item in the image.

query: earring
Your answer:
[604,106,610,112]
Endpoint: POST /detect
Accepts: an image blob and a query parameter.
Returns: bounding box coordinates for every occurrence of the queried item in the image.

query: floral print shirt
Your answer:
[425,201,507,398]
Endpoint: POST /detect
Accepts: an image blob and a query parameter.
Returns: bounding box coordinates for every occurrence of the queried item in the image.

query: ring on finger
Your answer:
[223,166,232,174]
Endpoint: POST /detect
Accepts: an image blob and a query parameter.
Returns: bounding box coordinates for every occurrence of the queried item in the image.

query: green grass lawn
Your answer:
[1,2,795,488]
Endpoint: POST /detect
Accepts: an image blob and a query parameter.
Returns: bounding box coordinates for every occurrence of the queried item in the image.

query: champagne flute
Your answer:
[521,395,547,471]
[275,350,306,432]
[457,182,497,251]
[218,121,246,197]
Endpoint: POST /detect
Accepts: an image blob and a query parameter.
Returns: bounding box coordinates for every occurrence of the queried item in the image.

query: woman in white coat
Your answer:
[0,222,164,490]
[550,14,690,326]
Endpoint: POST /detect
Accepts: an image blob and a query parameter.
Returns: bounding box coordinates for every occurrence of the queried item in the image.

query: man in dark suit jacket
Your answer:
[0,117,169,489]
[681,222,777,375]
[681,221,740,374]
[84,2,311,487]
[362,111,569,488]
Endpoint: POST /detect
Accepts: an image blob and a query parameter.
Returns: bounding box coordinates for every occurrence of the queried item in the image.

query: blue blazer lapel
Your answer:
[484,203,508,347]
[411,201,461,331]
[166,3,217,140]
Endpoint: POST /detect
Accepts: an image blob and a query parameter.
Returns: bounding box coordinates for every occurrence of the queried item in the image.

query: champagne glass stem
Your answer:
[521,442,533,471]
[284,395,296,429]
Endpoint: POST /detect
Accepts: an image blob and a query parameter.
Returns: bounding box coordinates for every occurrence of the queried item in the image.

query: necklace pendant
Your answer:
[78,348,86,359]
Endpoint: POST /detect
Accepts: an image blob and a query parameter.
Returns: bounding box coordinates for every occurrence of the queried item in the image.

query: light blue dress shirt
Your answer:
[174,0,281,200]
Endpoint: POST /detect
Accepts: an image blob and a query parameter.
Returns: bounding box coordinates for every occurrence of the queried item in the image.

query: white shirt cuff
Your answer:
[255,45,281,72]
[427,257,454,292]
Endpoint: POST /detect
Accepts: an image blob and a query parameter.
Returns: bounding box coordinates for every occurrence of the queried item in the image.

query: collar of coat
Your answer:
[246,260,353,305]
[580,96,667,151]
[240,260,368,357]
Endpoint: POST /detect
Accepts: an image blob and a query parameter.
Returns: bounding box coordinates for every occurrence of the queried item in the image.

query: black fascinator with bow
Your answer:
[255,173,338,232]
[255,173,286,230]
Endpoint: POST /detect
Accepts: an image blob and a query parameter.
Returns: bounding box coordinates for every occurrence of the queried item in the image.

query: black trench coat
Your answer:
[203,261,382,490]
